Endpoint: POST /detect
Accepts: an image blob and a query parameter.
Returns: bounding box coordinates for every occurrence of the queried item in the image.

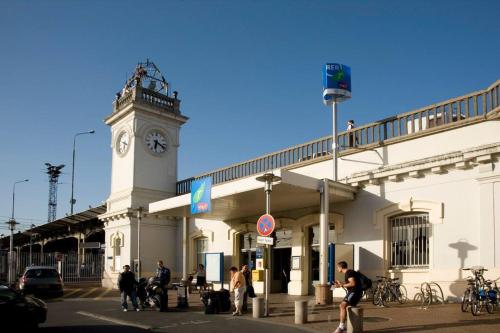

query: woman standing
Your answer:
[195,264,206,291]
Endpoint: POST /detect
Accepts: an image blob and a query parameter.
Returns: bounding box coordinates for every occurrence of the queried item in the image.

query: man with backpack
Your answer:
[333,261,364,333]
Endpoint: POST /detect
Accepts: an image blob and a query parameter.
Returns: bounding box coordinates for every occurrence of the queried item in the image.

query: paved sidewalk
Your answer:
[248,294,500,333]
[49,286,500,332]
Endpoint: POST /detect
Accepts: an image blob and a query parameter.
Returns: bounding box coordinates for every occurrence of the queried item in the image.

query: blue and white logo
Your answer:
[323,63,351,104]
[191,177,212,214]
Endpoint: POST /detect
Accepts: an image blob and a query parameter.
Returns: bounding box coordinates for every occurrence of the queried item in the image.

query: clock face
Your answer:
[117,131,130,155]
[145,131,167,154]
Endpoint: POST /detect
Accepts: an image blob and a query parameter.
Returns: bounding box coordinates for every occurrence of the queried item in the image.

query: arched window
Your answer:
[389,213,429,268]
[114,237,121,257]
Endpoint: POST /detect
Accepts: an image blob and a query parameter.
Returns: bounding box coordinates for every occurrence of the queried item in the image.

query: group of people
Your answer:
[120,259,359,333]
[118,260,170,312]
[229,264,251,316]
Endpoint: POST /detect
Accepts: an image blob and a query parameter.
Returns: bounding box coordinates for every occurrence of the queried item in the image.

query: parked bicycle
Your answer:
[461,266,496,316]
[484,278,499,313]
[372,276,407,306]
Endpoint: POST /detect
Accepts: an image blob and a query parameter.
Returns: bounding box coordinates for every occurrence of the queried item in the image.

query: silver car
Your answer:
[19,266,64,297]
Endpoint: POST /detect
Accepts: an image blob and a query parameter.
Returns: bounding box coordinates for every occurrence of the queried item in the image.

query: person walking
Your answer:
[229,266,246,316]
[241,264,251,312]
[332,261,363,333]
[118,265,139,312]
[155,260,171,312]
[347,120,358,148]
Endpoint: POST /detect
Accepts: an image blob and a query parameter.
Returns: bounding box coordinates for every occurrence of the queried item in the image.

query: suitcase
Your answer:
[217,289,231,312]
[201,289,231,314]
[202,290,220,314]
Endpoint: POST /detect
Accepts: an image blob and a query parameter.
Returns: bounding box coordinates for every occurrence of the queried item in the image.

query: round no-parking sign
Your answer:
[257,214,275,237]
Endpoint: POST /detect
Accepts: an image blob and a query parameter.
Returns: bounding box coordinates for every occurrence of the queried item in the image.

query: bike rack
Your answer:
[415,281,445,309]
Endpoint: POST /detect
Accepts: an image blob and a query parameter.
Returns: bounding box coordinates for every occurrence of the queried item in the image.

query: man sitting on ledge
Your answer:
[333,261,362,333]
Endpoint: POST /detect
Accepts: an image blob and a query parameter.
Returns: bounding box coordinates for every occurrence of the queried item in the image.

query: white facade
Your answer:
[99,86,188,288]
[102,78,500,302]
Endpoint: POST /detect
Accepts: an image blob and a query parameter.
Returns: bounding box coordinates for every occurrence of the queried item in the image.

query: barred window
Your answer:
[390,213,430,268]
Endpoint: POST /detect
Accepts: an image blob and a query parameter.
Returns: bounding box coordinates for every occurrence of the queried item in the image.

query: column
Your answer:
[315,179,332,304]
[479,182,495,267]
[182,217,189,282]
[288,225,306,295]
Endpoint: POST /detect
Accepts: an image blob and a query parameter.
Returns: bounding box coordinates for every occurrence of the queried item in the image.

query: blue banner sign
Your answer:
[323,63,351,104]
[191,177,212,214]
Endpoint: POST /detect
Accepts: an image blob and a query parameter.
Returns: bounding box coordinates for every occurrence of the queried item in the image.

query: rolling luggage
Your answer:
[201,289,231,314]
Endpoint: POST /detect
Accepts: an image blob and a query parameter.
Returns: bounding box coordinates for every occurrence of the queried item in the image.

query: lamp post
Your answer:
[70,130,95,215]
[29,224,36,266]
[320,63,351,304]
[7,179,29,286]
[255,173,281,317]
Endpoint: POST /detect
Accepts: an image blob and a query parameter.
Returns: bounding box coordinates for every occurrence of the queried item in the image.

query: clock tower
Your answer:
[99,61,188,287]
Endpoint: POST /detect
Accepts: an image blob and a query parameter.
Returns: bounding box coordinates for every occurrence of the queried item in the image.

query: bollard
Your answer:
[253,297,264,318]
[294,300,308,324]
[347,306,364,333]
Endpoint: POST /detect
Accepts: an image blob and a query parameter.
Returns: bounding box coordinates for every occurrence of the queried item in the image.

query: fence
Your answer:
[176,80,500,195]
[0,250,104,284]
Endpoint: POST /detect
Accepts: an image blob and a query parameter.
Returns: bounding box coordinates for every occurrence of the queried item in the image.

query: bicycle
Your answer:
[461,267,492,316]
[372,276,407,307]
[484,278,499,313]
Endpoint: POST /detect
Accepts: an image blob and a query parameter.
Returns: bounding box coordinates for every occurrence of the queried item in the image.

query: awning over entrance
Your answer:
[149,169,356,221]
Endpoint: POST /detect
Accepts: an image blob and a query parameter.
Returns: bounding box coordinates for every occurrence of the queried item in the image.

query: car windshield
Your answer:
[0,287,19,302]
[25,269,59,278]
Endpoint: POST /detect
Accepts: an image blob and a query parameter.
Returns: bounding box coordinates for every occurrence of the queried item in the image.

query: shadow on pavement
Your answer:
[367,317,500,333]
[39,325,149,333]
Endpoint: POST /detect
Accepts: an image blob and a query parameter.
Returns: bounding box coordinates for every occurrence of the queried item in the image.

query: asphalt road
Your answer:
[39,298,315,333]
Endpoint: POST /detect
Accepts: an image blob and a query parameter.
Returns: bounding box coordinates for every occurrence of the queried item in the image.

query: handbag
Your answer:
[247,285,256,298]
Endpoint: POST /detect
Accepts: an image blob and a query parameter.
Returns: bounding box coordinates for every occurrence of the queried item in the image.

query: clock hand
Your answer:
[154,140,158,149]
[158,142,166,149]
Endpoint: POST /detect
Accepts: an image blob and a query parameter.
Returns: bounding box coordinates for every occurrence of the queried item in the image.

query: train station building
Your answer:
[97,62,500,302]
[4,63,498,302]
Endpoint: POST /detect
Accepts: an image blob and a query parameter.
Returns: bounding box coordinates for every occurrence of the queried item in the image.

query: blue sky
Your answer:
[0,0,499,231]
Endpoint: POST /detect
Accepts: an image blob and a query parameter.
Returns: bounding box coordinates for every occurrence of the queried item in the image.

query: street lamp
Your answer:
[7,178,29,286]
[29,224,36,266]
[255,173,281,317]
[70,130,95,215]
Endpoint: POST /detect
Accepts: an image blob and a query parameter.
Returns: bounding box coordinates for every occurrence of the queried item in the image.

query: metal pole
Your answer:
[11,184,16,220]
[70,135,77,215]
[29,224,35,266]
[319,179,329,285]
[8,179,28,286]
[70,130,95,216]
[255,173,281,317]
[332,101,338,181]
[137,207,143,279]
[8,220,16,286]
[264,179,271,317]
[29,235,33,266]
